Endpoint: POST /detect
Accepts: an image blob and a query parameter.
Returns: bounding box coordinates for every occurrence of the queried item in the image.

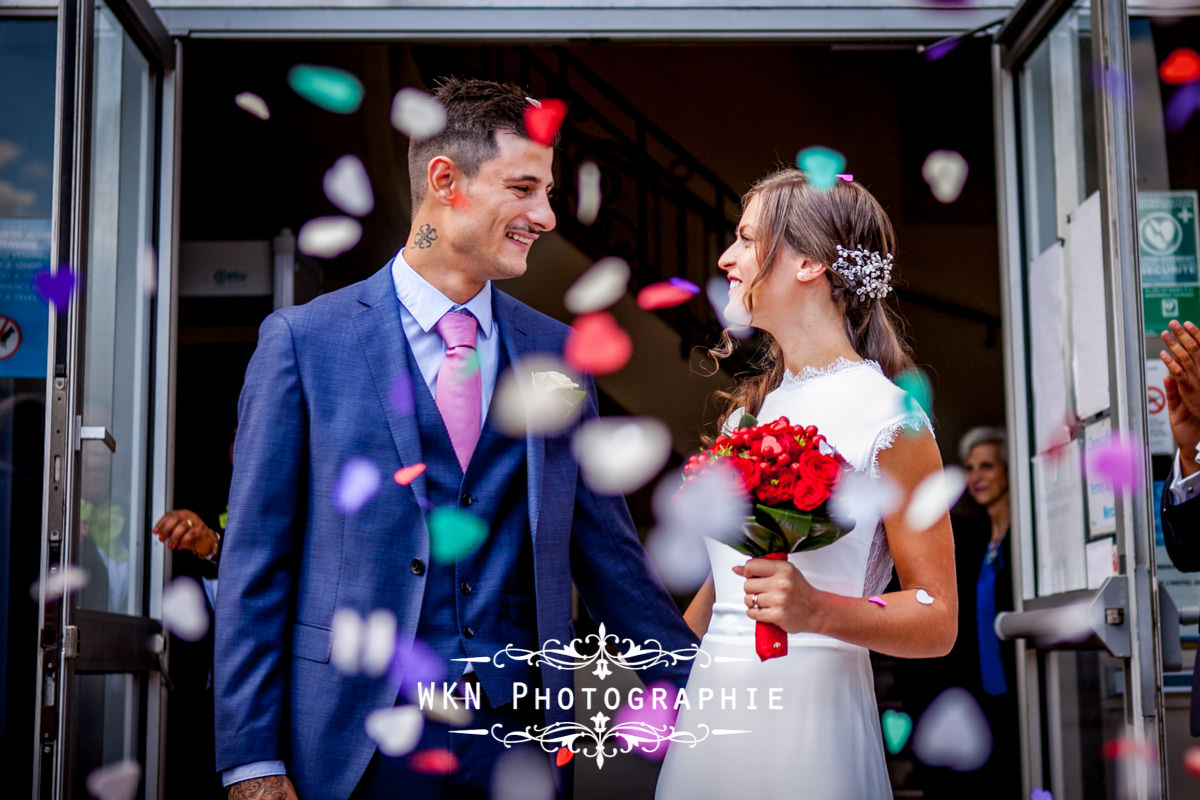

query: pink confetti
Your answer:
[837,173,854,182]
[409,748,459,774]
[637,281,697,310]
[1087,434,1144,493]
[1183,745,1200,778]
[394,463,426,486]
[1102,736,1156,762]
[564,312,633,375]
[524,99,567,146]
[613,680,679,761]
[868,596,887,607]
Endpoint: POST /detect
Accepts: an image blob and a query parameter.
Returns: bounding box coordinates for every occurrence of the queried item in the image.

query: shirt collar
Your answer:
[391,249,494,338]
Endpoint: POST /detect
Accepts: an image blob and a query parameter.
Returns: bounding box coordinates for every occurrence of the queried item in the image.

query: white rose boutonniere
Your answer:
[493,358,588,436]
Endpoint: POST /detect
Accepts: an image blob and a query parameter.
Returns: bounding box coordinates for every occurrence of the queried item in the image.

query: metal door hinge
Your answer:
[62,625,78,659]
[75,416,116,452]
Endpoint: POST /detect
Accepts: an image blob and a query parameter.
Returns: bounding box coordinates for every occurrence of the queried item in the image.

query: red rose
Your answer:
[758,471,796,505]
[797,449,842,486]
[734,456,763,493]
[792,476,829,511]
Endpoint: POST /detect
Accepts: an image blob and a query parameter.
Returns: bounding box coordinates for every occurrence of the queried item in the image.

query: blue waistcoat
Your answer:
[409,337,539,705]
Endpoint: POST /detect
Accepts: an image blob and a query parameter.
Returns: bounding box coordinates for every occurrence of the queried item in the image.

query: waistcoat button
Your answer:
[461,493,474,506]
[460,581,472,595]
[463,626,475,639]
[410,558,425,576]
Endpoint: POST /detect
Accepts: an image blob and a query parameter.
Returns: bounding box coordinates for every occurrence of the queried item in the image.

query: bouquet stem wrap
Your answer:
[755,552,789,661]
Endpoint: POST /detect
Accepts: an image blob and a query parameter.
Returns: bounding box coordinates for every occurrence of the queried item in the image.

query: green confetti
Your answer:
[428,507,488,563]
[287,64,364,114]
[881,709,913,754]
[796,146,846,192]
[894,367,933,420]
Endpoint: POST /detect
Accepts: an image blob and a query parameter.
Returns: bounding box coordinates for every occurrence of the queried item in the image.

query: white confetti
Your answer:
[564,257,630,315]
[390,88,447,139]
[32,565,89,602]
[572,417,672,495]
[493,356,587,437]
[162,577,210,641]
[915,589,935,606]
[646,465,749,592]
[921,150,969,204]
[234,91,270,121]
[334,456,381,514]
[829,470,902,530]
[86,758,141,800]
[912,687,993,771]
[491,747,556,800]
[298,215,362,259]
[331,608,365,674]
[646,524,711,593]
[141,244,157,298]
[904,466,966,533]
[323,155,374,217]
[364,705,424,756]
[576,161,602,225]
[706,274,752,331]
[362,608,398,678]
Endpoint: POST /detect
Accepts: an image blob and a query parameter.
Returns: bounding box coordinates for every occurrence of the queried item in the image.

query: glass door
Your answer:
[37,1,176,797]
[993,0,1167,798]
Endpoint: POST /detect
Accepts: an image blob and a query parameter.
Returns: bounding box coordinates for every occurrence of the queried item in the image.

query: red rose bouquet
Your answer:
[683,414,854,660]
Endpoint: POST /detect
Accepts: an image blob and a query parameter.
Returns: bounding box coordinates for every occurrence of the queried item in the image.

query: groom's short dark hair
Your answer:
[407,77,535,210]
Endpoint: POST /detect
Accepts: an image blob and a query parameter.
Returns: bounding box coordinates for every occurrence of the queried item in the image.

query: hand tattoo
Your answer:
[414,223,438,249]
[229,776,290,800]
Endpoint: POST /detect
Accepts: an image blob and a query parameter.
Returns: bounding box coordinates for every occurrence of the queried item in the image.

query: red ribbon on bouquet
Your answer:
[754,552,789,661]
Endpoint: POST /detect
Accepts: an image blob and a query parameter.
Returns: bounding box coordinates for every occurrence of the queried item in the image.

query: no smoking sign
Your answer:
[0,316,21,361]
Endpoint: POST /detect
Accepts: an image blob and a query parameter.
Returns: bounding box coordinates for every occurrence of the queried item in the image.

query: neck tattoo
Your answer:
[414,223,438,249]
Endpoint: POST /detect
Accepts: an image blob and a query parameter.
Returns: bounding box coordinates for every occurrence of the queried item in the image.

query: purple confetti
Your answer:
[1087,434,1144,493]
[334,456,381,513]
[869,596,887,607]
[1093,65,1132,98]
[667,277,700,294]
[1032,790,1053,800]
[389,372,415,416]
[924,36,960,62]
[613,680,679,761]
[837,174,854,182]
[34,267,77,310]
[1166,83,1200,133]
[394,637,448,695]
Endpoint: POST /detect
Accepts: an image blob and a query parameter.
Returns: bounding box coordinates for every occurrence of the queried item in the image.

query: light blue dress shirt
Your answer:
[222,253,500,787]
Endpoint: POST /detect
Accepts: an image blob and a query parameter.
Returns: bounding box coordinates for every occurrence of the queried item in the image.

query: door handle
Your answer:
[994,575,1130,658]
[75,417,116,452]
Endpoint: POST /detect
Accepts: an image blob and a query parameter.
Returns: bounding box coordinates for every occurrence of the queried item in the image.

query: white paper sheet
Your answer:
[1145,357,1176,456]
[1032,440,1088,596]
[1086,537,1116,590]
[1029,242,1072,450]
[1084,418,1117,537]
[1068,192,1111,419]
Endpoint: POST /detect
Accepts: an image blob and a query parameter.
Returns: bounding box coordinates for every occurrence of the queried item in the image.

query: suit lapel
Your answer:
[494,291,546,542]
[352,265,429,506]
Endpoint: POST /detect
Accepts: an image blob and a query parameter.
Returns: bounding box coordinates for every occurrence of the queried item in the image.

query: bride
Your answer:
[655,169,957,799]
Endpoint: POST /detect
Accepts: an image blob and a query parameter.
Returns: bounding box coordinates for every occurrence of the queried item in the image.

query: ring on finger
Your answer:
[752,593,759,609]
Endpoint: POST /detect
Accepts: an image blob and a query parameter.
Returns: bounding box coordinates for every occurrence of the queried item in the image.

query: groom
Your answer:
[214,78,699,800]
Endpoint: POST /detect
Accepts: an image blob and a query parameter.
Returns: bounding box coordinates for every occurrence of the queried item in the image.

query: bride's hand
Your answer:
[734,559,824,634]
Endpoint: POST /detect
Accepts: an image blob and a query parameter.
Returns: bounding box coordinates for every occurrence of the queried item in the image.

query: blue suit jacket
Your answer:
[1161,464,1200,736]
[213,265,699,799]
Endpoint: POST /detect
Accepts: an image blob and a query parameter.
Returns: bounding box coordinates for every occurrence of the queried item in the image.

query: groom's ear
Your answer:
[427,155,461,207]
[794,257,827,284]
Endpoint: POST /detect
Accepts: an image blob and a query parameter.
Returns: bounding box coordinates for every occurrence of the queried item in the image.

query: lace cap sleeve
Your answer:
[868,406,935,479]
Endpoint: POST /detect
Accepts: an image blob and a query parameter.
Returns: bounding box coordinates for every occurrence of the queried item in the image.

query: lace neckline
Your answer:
[780,357,883,388]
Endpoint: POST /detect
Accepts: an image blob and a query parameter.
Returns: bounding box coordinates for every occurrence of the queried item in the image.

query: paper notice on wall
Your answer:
[1145,357,1175,455]
[1029,242,1072,451]
[1032,440,1088,596]
[1083,418,1117,537]
[1086,537,1116,590]
[1069,192,1110,419]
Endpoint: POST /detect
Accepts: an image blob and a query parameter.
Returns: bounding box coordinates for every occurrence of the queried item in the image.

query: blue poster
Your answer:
[0,218,51,378]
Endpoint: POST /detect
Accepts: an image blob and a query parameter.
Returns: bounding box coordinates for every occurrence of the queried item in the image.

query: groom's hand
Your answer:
[734,559,823,634]
[229,776,299,800]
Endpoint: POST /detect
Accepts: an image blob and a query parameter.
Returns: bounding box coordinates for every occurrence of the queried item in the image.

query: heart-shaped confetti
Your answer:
[288,64,363,114]
[881,709,913,754]
[323,155,374,217]
[365,705,424,757]
[921,150,969,204]
[298,215,362,258]
[904,467,966,532]
[1160,48,1200,86]
[564,257,629,315]
[524,99,567,146]
[915,589,935,605]
[391,88,447,139]
[362,608,398,678]
[493,357,587,437]
[334,457,381,514]
[234,92,270,120]
[572,417,672,495]
[1183,745,1200,778]
[409,748,459,775]
[394,464,427,486]
[796,146,846,192]
[1087,433,1144,493]
[564,312,633,375]
[1166,83,1200,133]
[162,577,210,641]
[912,688,992,771]
[393,637,448,694]
[637,281,699,310]
[556,747,574,767]
[31,564,89,601]
[576,161,602,225]
[34,267,77,310]
[428,507,489,563]
[86,759,141,800]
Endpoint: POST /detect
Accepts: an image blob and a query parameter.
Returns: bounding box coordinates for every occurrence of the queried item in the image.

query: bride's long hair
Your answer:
[710,169,915,431]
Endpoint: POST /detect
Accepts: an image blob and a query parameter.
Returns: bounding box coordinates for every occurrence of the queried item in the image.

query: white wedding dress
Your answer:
[656,358,930,800]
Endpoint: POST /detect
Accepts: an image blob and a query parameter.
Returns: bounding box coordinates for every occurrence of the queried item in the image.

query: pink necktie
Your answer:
[434,310,481,471]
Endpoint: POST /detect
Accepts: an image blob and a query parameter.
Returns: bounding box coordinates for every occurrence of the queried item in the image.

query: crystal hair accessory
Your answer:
[831,244,894,300]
